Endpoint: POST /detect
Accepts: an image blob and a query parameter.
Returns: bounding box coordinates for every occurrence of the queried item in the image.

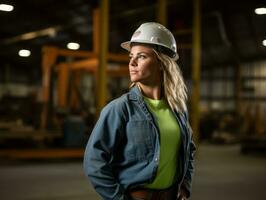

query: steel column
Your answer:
[40,46,58,129]
[96,0,109,115]
[157,0,167,26]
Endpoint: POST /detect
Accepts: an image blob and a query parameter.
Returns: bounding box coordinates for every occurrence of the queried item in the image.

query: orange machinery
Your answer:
[40,8,129,130]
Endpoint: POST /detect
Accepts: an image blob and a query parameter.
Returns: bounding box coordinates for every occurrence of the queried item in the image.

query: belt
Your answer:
[128,187,176,200]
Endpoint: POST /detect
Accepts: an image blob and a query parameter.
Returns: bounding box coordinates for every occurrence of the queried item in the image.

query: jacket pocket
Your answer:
[125,120,154,161]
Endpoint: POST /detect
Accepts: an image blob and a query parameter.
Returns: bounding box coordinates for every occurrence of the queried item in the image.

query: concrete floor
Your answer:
[191,144,266,200]
[0,144,266,200]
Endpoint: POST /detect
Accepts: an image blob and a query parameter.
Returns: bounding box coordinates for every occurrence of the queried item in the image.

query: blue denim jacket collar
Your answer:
[128,85,140,101]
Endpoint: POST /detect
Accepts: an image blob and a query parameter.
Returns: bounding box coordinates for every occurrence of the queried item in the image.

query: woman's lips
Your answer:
[130,70,138,74]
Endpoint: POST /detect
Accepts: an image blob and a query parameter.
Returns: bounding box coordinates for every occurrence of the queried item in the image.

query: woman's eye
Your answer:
[138,55,146,59]
[128,54,146,61]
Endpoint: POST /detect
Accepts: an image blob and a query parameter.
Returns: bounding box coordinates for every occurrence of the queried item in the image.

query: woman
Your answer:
[84,22,196,200]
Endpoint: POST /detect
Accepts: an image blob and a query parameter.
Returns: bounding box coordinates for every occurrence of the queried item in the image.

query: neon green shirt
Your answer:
[144,97,181,189]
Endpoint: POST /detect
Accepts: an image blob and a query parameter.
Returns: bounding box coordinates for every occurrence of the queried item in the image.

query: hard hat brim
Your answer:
[120,41,179,61]
[120,41,131,51]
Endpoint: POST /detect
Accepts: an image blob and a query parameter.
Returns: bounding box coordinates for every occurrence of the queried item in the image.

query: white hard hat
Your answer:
[121,22,178,60]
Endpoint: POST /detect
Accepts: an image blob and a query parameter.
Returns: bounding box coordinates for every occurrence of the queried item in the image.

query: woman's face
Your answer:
[129,45,161,86]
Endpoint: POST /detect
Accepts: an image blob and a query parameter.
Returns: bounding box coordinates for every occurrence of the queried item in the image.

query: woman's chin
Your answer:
[130,77,139,82]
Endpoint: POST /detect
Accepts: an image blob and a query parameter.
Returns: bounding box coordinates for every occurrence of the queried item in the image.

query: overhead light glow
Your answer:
[255,7,266,15]
[0,4,14,12]
[19,49,31,57]
[67,42,80,50]
[263,39,266,47]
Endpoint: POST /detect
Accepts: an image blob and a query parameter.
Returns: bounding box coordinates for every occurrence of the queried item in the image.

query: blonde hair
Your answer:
[156,52,187,112]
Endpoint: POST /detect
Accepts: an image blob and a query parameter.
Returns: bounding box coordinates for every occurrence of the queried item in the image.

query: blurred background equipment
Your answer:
[0,0,265,154]
[0,0,265,157]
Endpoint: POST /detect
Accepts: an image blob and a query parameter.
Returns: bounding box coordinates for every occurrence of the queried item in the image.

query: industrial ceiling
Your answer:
[0,0,266,81]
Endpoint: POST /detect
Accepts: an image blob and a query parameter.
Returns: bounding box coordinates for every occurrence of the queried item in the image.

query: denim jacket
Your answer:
[83,86,196,200]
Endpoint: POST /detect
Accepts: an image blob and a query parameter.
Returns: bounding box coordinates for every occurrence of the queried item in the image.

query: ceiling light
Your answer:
[19,49,31,57]
[255,7,266,15]
[0,4,14,12]
[263,40,266,47]
[67,42,80,50]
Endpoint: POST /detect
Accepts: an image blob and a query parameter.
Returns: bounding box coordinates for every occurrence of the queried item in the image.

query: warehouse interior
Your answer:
[0,0,266,199]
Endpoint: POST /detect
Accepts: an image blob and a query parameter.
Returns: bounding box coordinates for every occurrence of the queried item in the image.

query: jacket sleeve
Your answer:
[181,112,196,198]
[83,102,128,200]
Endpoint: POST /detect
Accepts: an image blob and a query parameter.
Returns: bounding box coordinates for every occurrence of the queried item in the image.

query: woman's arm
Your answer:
[83,104,127,200]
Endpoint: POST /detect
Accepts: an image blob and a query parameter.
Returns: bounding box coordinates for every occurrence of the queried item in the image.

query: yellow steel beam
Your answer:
[157,0,167,26]
[41,46,58,102]
[40,46,58,129]
[57,63,70,108]
[57,48,96,58]
[68,58,98,71]
[56,59,128,77]
[97,0,109,116]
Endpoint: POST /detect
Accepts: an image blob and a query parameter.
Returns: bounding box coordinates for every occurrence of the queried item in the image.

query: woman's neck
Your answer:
[137,83,162,100]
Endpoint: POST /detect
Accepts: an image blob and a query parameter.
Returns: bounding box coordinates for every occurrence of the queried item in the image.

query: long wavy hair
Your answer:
[155,52,187,112]
[130,50,188,112]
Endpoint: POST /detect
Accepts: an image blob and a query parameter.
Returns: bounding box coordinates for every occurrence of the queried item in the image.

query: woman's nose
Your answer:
[129,57,137,67]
